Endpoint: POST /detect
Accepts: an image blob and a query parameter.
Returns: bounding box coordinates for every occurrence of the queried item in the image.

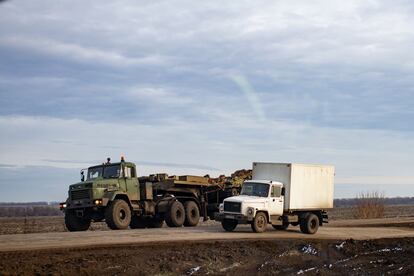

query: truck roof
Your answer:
[253,162,334,168]
[88,162,135,169]
[245,180,283,186]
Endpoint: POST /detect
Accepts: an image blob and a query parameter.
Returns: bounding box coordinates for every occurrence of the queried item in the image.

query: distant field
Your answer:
[1,204,413,235]
[330,204,414,220]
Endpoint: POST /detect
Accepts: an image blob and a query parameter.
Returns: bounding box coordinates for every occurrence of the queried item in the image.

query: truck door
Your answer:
[268,185,284,216]
[120,166,138,201]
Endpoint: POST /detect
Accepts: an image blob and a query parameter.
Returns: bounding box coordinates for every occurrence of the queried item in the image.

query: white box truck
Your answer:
[215,162,335,234]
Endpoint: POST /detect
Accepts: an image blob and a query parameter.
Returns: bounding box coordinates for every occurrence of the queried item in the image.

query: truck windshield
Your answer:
[103,165,121,178]
[87,165,121,179]
[88,167,103,179]
[241,182,270,197]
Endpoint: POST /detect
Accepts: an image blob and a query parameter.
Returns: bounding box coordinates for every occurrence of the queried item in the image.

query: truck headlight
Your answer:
[94,199,103,205]
[219,203,224,213]
[247,207,254,216]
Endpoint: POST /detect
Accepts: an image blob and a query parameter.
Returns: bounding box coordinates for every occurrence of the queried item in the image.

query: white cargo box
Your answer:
[252,162,335,211]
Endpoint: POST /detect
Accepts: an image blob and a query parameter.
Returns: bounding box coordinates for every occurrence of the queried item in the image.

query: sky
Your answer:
[1,0,414,201]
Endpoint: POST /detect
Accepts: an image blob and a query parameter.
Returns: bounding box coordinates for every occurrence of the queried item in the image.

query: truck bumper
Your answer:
[215,213,251,223]
[61,198,109,211]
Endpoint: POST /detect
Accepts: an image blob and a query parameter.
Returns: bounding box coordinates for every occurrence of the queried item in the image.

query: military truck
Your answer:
[60,157,239,231]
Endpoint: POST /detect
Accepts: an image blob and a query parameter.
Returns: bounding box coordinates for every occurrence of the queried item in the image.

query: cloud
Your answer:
[0,36,168,67]
[1,1,414,199]
[42,158,219,171]
[1,114,414,181]
[1,0,413,131]
[126,86,194,106]
[337,175,414,186]
[0,164,17,168]
[0,165,78,202]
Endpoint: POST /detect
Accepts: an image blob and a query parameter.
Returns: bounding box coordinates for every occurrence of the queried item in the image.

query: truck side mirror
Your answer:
[80,171,85,182]
[281,187,285,196]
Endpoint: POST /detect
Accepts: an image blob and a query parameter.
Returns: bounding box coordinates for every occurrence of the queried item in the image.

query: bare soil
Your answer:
[0,238,413,275]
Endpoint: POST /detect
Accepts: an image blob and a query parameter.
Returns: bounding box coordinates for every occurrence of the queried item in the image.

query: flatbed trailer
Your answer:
[142,174,240,222]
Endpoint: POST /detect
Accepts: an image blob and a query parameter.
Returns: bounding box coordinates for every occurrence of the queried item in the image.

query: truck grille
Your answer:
[224,201,241,213]
[70,189,90,200]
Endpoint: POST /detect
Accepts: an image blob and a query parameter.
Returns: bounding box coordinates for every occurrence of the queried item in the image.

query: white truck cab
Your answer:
[216,162,335,234]
[217,180,286,232]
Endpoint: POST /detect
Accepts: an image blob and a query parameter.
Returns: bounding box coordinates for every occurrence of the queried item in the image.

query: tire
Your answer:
[184,201,200,227]
[147,216,164,228]
[64,210,91,232]
[130,215,147,229]
[221,219,238,232]
[273,216,289,230]
[165,201,185,227]
[251,212,267,233]
[105,199,132,230]
[300,213,319,234]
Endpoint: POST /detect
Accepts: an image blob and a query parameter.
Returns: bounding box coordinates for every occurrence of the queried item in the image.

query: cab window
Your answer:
[122,167,132,178]
[271,186,282,197]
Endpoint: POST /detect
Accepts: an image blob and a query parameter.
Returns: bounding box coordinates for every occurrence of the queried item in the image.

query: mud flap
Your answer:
[322,211,329,224]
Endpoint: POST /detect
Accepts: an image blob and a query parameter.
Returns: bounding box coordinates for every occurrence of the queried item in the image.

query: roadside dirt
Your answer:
[0,238,413,275]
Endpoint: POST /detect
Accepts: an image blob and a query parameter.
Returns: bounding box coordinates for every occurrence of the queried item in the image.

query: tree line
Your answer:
[334,196,414,207]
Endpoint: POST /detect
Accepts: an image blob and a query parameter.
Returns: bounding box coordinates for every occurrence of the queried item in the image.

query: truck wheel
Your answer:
[300,213,319,234]
[273,216,289,230]
[221,219,238,232]
[165,201,185,227]
[251,212,267,233]
[130,215,147,229]
[184,201,200,227]
[105,199,132,230]
[147,216,164,228]
[64,210,91,232]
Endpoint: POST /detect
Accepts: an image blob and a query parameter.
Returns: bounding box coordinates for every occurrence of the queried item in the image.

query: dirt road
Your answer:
[0,218,413,252]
